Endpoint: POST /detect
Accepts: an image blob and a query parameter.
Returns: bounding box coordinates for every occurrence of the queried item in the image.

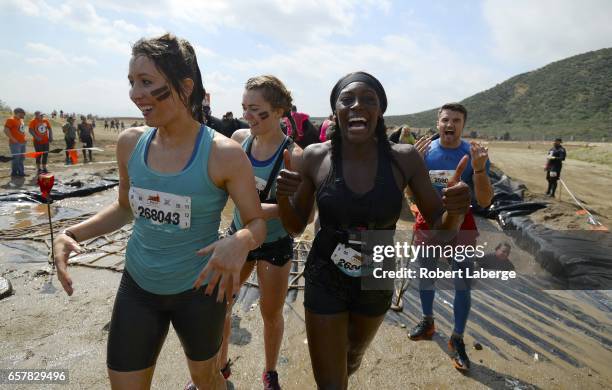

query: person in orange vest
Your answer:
[28,111,53,174]
[4,107,27,177]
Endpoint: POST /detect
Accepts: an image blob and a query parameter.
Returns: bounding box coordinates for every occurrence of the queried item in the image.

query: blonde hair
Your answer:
[244,75,293,113]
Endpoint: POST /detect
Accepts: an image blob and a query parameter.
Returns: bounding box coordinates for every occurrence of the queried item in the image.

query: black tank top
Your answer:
[306,143,403,292]
[316,143,402,231]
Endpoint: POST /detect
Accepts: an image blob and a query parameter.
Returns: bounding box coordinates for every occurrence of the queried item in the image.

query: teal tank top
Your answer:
[232,135,289,243]
[126,126,228,294]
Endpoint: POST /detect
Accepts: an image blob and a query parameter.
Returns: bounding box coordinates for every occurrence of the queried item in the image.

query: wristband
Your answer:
[62,229,78,242]
[474,168,486,174]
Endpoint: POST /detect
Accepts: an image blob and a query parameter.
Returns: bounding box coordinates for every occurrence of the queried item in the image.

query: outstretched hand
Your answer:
[53,234,84,296]
[193,235,250,303]
[276,149,301,197]
[442,155,471,216]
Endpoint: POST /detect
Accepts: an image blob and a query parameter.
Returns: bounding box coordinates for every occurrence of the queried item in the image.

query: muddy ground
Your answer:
[0,127,611,389]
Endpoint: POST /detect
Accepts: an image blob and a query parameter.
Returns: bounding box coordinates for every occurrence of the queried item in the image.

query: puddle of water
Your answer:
[0,202,82,230]
[0,188,120,230]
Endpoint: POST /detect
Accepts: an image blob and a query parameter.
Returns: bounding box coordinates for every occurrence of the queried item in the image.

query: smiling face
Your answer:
[242,88,284,136]
[128,55,190,127]
[437,109,465,148]
[334,82,381,144]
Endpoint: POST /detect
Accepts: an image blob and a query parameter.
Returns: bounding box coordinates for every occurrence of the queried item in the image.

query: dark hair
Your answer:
[438,103,468,122]
[132,33,205,123]
[329,72,395,168]
[13,107,25,115]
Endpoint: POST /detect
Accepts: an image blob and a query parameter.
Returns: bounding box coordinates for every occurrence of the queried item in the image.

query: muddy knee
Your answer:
[347,346,367,376]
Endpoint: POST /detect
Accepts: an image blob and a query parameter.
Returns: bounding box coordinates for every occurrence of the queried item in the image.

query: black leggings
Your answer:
[107,272,226,372]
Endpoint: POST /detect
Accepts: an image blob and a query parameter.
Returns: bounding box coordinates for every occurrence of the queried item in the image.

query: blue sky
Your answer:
[1,0,611,118]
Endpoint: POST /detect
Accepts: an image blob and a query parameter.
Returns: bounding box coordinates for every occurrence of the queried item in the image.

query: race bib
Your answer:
[129,187,191,229]
[254,176,267,193]
[549,171,558,178]
[429,170,455,187]
[331,243,362,277]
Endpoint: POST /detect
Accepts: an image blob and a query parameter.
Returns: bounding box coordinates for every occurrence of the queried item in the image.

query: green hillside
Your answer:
[386,48,612,141]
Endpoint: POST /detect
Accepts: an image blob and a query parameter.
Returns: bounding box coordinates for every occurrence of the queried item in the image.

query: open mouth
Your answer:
[139,105,153,116]
[348,117,368,131]
[444,129,455,135]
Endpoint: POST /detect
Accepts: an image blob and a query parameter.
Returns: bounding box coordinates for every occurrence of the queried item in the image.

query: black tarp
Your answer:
[499,215,612,289]
[0,177,119,203]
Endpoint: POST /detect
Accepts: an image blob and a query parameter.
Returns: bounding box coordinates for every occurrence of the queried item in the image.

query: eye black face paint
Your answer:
[258,111,269,120]
[151,85,171,101]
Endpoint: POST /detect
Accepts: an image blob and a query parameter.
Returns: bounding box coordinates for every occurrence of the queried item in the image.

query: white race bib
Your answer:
[549,171,558,178]
[429,170,455,187]
[254,176,267,193]
[129,187,191,229]
[331,243,362,277]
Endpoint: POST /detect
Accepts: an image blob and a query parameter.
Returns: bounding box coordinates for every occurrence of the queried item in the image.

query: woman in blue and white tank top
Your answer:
[217,75,303,389]
[52,34,266,390]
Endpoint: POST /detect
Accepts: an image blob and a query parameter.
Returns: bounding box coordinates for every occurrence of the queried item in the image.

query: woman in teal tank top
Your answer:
[52,34,266,390]
[217,75,303,389]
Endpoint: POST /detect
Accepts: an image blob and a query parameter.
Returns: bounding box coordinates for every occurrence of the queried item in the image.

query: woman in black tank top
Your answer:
[277,72,471,389]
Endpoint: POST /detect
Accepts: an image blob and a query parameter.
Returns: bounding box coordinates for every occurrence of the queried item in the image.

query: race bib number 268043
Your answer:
[129,187,191,229]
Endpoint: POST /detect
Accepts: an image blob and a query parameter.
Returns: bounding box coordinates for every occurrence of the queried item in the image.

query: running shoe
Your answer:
[448,336,471,371]
[262,370,281,390]
[184,381,197,390]
[408,318,435,340]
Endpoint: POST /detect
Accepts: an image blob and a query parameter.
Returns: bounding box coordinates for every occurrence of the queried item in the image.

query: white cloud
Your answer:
[193,44,217,59]
[483,0,612,65]
[24,42,96,66]
[1,69,137,117]
[89,37,131,55]
[75,0,388,44]
[203,32,499,116]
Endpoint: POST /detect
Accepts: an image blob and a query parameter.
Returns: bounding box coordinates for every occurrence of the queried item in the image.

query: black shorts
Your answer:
[246,235,293,266]
[107,272,226,372]
[228,225,293,267]
[81,137,93,148]
[304,277,392,317]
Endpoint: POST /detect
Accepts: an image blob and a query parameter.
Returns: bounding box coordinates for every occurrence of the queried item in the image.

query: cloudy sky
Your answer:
[1,0,611,118]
